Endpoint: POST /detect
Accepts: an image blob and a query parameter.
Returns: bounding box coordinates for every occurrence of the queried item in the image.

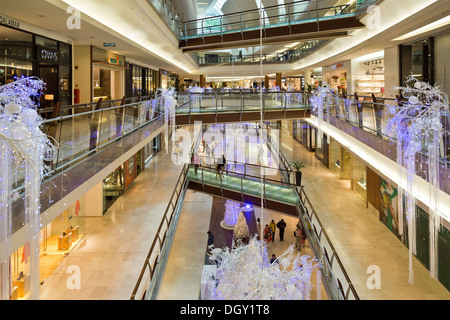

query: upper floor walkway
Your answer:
[177,0,374,52]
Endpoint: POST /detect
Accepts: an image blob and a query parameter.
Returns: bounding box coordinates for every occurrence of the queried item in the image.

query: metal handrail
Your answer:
[296,186,359,300]
[191,163,358,300]
[130,163,190,300]
[181,0,354,39]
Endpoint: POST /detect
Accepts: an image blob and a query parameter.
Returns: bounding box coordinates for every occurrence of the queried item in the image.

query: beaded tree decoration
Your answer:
[0,77,56,300]
[386,75,449,282]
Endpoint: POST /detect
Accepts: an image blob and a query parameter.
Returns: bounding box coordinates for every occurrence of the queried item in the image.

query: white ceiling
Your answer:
[1,0,449,80]
[0,0,199,75]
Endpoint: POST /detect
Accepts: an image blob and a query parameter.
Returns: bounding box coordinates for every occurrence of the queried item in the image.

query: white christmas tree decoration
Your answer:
[0,77,56,300]
[233,211,250,239]
[206,237,320,300]
[386,75,449,283]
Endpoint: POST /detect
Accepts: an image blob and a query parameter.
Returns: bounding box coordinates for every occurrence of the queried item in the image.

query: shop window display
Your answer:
[352,156,367,202]
[103,166,125,214]
[9,197,85,299]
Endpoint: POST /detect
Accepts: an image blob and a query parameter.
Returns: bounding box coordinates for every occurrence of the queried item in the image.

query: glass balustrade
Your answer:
[40,100,163,174]
[179,0,370,41]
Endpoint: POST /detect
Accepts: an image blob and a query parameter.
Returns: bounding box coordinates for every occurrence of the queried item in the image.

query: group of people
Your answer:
[260,218,288,244]
[191,139,227,181]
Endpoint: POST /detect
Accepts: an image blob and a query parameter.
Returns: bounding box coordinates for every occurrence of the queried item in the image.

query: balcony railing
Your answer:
[179,0,358,41]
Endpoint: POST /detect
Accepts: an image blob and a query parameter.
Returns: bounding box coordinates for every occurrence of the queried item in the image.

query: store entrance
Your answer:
[38,64,58,108]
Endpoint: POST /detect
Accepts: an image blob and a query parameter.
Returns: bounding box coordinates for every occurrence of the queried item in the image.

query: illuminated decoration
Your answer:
[206,237,320,300]
[187,85,204,112]
[233,211,250,239]
[309,84,332,148]
[220,200,241,230]
[157,87,177,155]
[385,75,449,282]
[0,77,56,300]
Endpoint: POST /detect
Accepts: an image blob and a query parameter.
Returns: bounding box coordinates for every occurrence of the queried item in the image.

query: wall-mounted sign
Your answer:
[0,14,20,29]
[37,46,59,63]
[331,63,343,70]
[103,42,116,47]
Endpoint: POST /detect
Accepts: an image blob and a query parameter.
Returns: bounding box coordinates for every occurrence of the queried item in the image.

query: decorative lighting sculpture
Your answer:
[0,77,56,300]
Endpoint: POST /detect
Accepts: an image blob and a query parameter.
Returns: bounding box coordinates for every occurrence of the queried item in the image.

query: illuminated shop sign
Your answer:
[37,46,59,63]
[0,15,20,29]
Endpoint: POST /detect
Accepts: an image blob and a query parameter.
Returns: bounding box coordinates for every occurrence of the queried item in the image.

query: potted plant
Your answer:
[290,160,305,186]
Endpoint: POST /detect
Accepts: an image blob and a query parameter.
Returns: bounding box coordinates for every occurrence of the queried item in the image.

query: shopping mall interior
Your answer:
[0,0,450,304]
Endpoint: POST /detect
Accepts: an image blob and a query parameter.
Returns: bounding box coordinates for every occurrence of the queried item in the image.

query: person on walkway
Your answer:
[276,219,286,241]
[207,231,214,249]
[270,254,278,264]
[215,155,226,181]
[269,220,276,242]
[192,153,200,174]
[264,224,272,245]
[294,225,303,251]
[256,218,261,239]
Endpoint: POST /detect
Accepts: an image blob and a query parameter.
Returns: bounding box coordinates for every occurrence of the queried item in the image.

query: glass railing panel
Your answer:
[122,104,139,134]
[361,101,377,133]
[51,112,97,167]
[97,108,121,148]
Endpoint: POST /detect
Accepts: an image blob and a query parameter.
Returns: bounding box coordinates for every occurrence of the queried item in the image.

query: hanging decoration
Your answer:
[0,76,56,300]
[385,75,449,282]
[157,87,177,154]
[309,84,332,148]
[206,237,320,300]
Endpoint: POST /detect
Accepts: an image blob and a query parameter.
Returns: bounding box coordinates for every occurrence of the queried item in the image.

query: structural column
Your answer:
[276,73,282,89]
[200,75,206,88]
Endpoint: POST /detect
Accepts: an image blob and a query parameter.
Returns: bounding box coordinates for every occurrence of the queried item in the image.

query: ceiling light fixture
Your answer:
[392,14,450,41]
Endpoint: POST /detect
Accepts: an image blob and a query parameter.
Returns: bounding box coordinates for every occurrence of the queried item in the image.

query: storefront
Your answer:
[323,62,347,96]
[92,47,125,102]
[102,136,161,213]
[351,155,367,203]
[0,22,72,108]
[315,131,328,168]
[351,51,385,99]
[125,63,159,98]
[9,197,85,299]
[293,119,316,152]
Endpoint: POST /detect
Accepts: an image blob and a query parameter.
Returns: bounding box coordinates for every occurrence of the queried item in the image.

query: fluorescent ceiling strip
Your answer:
[392,14,450,41]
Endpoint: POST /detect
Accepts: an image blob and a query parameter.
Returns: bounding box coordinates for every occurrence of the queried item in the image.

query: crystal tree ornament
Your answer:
[220,200,241,230]
[0,76,56,300]
[206,237,320,300]
[386,75,449,282]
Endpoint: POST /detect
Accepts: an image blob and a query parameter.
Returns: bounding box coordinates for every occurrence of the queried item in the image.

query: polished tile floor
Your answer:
[40,124,450,300]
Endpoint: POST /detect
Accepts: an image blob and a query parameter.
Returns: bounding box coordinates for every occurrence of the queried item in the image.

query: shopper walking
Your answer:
[207,231,214,249]
[269,220,276,242]
[276,219,286,241]
[256,218,261,239]
[263,224,272,245]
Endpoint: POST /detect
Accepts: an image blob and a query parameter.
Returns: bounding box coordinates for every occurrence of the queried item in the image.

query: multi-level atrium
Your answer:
[0,0,450,307]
